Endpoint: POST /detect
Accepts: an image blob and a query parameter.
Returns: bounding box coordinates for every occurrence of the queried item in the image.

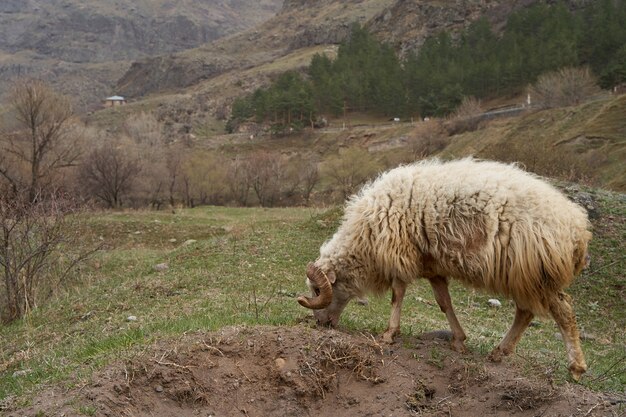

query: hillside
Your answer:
[115,0,397,98]
[1,199,624,415]
[113,0,593,104]
[0,0,282,106]
[442,94,626,191]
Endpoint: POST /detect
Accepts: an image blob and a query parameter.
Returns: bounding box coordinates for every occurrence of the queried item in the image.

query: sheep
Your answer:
[298,158,591,380]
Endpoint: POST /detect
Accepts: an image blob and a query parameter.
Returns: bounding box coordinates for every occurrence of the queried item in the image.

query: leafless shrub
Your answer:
[445,96,484,135]
[79,140,142,208]
[124,112,165,146]
[297,157,320,206]
[0,193,98,323]
[407,119,450,160]
[321,147,382,200]
[226,157,252,206]
[245,151,287,207]
[180,150,227,207]
[530,67,601,109]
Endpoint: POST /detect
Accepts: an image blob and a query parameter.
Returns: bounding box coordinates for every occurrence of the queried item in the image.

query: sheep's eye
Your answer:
[314,288,321,296]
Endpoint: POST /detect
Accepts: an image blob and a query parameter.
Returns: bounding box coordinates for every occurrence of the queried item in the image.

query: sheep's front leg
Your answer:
[428,276,467,353]
[381,279,407,343]
[488,305,533,362]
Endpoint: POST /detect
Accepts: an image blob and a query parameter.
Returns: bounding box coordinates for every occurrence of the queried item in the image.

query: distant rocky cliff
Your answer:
[0,0,282,105]
[0,0,282,63]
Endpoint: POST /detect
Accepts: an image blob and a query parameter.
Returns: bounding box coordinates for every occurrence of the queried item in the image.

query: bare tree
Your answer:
[299,160,320,205]
[0,79,80,202]
[226,157,252,206]
[180,150,227,207]
[283,155,319,205]
[246,151,286,207]
[321,147,381,200]
[166,148,184,207]
[79,142,141,208]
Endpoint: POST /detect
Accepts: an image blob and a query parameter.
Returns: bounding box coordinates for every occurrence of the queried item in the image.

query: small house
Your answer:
[103,95,127,107]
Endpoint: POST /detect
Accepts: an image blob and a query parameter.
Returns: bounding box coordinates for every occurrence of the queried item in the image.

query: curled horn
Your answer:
[297,263,333,309]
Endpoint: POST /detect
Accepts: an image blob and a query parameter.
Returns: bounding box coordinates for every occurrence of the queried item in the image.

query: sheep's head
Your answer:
[297,262,351,327]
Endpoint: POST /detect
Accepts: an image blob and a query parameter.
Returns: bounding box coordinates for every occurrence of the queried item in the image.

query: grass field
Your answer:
[0,192,624,409]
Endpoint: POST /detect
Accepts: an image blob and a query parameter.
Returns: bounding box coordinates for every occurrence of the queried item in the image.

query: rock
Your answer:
[356,297,369,306]
[183,239,197,246]
[154,263,169,272]
[580,331,596,341]
[127,315,138,322]
[155,385,163,393]
[566,189,599,219]
[12,369,31,378]
[554,332,563,340]
[487,298,502,308]
[168,238,177,243]
[275,358,286,370]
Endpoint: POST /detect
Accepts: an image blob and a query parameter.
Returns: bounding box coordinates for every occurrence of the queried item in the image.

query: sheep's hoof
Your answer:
[488,347,505,362]
[451,339,468,353]
[569,362,587,382]
[381,329,398,344]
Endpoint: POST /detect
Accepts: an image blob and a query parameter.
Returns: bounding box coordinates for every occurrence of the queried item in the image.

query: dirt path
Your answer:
[9,325,621,416]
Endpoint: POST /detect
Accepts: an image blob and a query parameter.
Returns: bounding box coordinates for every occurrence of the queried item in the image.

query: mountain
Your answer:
[0,0,282,106]
[110,0,599,132]
[115,0,397,98]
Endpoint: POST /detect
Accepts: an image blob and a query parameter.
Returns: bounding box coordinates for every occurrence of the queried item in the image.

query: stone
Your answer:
[487,298,502,308]
[154,263,169,272]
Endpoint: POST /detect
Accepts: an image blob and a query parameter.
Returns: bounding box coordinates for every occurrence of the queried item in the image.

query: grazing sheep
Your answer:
[298,158,591,380]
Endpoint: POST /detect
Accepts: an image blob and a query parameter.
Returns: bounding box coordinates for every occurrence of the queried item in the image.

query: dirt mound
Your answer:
[10,325,618,416]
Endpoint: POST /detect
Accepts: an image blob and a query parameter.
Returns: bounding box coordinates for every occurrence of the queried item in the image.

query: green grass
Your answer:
[0,198,624,405]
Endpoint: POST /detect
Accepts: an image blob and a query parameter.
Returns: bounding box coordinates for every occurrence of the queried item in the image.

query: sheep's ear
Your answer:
[327,269,336,284]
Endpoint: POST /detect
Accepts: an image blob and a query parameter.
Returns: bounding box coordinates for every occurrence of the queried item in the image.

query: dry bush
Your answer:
[177,151,227,207]
[484,140,594,185]
[445,96,484,135]
[530,67,601,109]
[246,151,288,207]
[79,139,142,208]
[407,119,450,160]
[226,157,252,206]
[291,156,320,205]
[124,112,165,146]
[321,147,382,200]
[0,193,97,323]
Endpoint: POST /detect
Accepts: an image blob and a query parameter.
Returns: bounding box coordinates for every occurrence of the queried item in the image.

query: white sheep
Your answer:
[298,158,591,380]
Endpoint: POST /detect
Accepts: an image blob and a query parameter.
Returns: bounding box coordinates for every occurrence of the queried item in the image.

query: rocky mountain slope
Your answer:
[0,0,282,106]
[115,0,397,98]
[115,0,594,100]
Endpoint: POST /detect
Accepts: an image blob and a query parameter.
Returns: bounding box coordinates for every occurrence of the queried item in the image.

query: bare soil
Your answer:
[9,325,621,417]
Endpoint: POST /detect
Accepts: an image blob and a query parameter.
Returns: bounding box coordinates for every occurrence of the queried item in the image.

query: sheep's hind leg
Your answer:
[488,305,533,362]
[428,276,467,353]
[381,279,407,343]
[548,291,587,381]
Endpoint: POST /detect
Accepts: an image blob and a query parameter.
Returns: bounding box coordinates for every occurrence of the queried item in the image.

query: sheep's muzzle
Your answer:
[297,263,333,309]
